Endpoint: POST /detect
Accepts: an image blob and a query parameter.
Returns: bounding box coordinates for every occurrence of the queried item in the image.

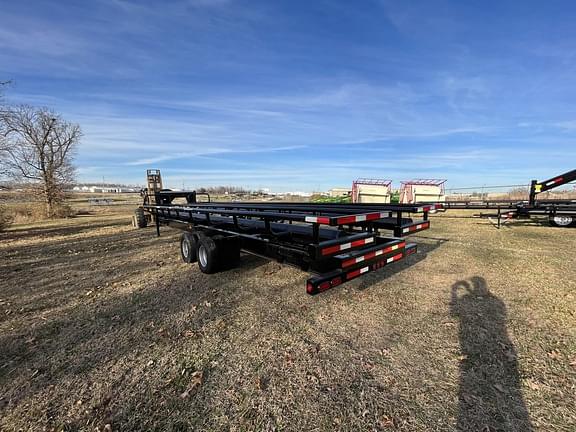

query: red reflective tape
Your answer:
[341,241,406,268]
[305,216,331,224]
[366,212,383,221]
[318,281,331,292]
[391,253,403,262]
[342,258,354,267]
[337,215,357,225]
[351,239,368,247]
[321,237,373,256]
[347,268,362,279]
[383,242,405,253]
[410,222,430,231]
[347,266,369,280]
[364,251,376,261]
[321,245,341,256]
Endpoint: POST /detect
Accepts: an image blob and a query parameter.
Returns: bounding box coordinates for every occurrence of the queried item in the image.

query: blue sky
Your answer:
[1,0,576,191]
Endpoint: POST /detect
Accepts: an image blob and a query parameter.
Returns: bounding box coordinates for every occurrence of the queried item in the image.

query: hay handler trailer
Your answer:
[440,168,576,228]
[134,170,441,295]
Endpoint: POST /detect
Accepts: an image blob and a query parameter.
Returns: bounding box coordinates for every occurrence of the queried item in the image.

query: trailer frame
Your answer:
[136,171,441,295]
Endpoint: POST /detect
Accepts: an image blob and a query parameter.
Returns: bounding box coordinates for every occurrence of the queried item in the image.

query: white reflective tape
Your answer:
[356,215,366,222]
[360,267,369,274]
[340,242,351,250]
[416,224,422,229]
[305,216,317,222]
[365,237,374,244]
[379,212,387,218]
[391,245,398,250]
[546,180,556,186]
[356,256,364,263]
[386,257,394,263]
[375,250,383,256]
[403,228,409,233]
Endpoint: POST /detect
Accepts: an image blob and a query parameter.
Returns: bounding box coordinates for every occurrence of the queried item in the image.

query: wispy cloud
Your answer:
[125,145,305,166]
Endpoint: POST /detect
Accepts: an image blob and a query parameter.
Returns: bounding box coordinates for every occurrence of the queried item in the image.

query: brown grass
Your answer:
[0,208,574,431]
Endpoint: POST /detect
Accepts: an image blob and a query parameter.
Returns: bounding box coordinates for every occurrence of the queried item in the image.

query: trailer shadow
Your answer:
[450,276,533,431]
[354,237,447,291]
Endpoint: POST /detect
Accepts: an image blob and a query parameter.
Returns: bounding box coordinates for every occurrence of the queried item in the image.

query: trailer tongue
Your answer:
[135,170,438,295]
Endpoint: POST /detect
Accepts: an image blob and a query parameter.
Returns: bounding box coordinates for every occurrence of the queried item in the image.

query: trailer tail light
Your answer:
[307,276,344,295]
[306,282,314,294]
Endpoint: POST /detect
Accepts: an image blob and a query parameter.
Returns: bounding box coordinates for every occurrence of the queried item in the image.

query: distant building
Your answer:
[329,187,352,197]
[72,185,137,193]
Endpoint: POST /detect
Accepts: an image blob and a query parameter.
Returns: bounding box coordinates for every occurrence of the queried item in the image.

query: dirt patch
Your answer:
[0,209,574,431]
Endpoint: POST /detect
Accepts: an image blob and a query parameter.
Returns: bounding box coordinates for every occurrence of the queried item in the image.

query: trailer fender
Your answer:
[218,236,241,269]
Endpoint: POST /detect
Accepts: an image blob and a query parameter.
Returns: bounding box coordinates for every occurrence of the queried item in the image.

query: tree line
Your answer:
[0,81,81,217]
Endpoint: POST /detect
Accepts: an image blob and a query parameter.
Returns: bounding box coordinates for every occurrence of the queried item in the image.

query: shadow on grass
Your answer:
[355,237,447,291]
[450,277,532,431]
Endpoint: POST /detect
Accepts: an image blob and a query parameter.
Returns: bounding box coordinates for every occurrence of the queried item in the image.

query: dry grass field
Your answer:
[0,204,575,431]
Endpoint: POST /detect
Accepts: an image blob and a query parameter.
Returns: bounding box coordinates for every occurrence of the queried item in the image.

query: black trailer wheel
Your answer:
[549,215,575,228]
[180,233,197,263]
[134,208,147,228]
[197,235,220,274]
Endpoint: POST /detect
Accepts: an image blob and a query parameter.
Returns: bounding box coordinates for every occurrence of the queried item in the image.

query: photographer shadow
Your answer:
[450,277,532,431]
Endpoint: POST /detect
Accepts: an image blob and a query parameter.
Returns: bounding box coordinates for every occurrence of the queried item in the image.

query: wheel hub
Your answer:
[199,245,208,267]
[182,240,190,258]
[553,216,573,226]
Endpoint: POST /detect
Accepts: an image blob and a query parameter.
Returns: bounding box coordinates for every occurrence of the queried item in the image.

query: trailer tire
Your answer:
[180,233,197,263]
[197,235,220,274]
[549,215,575,228]
[134,208,147,228]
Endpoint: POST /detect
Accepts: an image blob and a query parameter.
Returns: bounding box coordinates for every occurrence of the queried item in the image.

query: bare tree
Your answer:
[0,105,81,217]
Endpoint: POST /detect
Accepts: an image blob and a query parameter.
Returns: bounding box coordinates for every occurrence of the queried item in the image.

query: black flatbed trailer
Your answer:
[135,170,439,294]
[432,169,576,228]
